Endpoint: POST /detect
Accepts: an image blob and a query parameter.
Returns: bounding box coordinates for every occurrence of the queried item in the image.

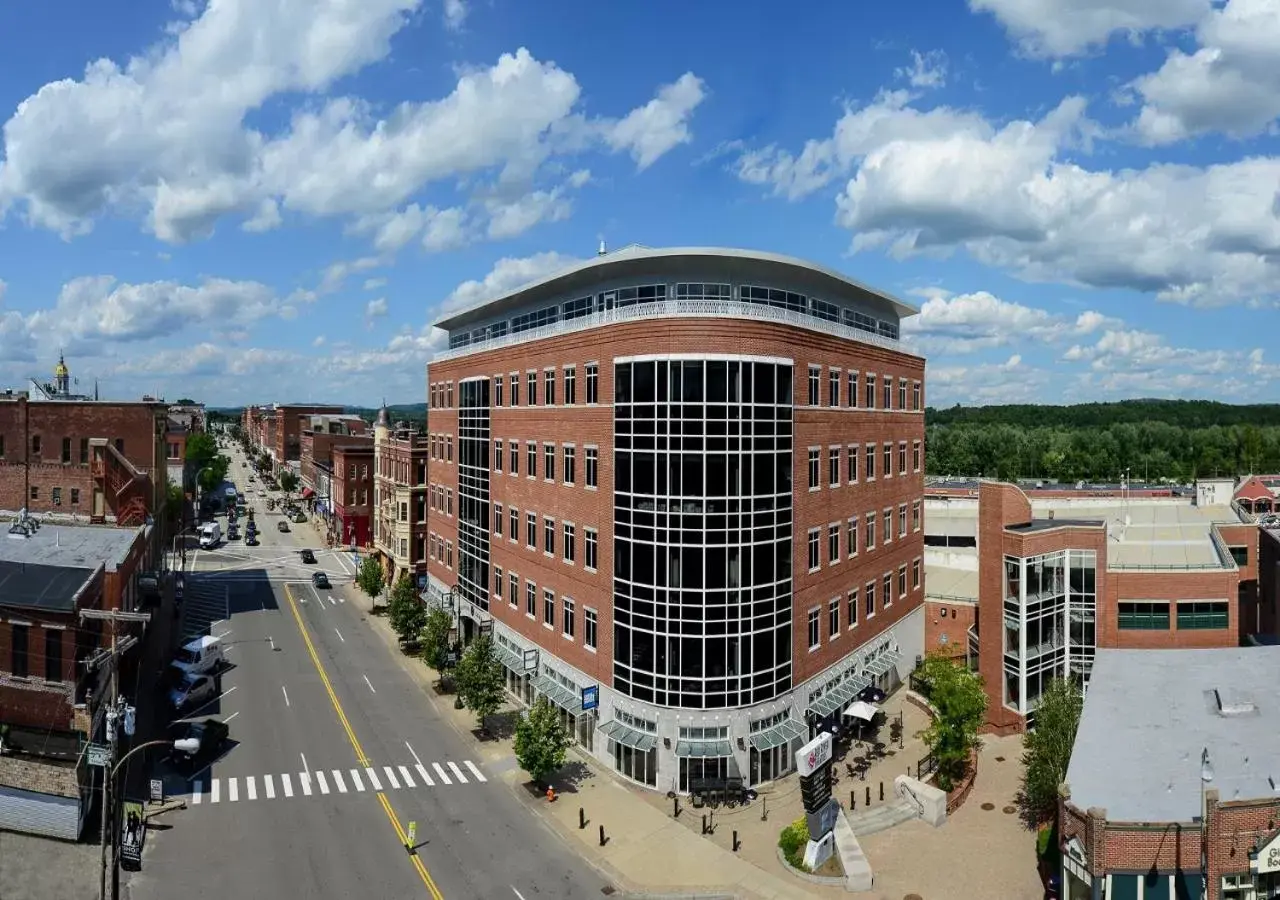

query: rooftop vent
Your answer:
[1213,688,1259,717]
[7,508,39,539]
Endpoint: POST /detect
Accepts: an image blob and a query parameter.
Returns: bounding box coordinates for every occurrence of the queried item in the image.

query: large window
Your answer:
[1117,602,1170,630]
[807,608,820,649]
[456,378,491,613]
[563,445,576,484]
[585,528,599,570]
[807,366,820,406]
[585,447,598,488]
[807,448,820,489]
[564,366,577,404]
[585,608,598,649]
[1177,602,1229,630]
[586,364,599,404]
[612,358,794,709]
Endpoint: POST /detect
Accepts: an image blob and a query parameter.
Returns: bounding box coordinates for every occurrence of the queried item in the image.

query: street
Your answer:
[127,450,612,900]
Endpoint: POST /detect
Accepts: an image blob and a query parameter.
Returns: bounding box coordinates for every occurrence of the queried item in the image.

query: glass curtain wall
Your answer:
[457,378,491,612]
[613,358,794,709]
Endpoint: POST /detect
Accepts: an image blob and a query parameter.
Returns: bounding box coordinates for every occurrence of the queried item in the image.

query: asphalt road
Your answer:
[127,446,613,900]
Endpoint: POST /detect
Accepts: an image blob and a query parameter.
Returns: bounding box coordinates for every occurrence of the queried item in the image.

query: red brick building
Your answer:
[331,443,374,548]
[371,411,429,589]
[1060,647,1280,900]
[424,246,926,791]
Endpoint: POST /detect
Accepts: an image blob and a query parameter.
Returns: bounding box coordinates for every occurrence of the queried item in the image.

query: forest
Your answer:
[925,400,1278,483]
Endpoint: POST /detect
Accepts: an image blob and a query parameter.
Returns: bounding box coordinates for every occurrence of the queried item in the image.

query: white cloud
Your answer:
[735,89,1280,306]
[443,0,467,30]
[968,0,1209,58]
[313,335,327,346]
[927,354,1048,405]
[484,186,573,240]
[903,289,1119,354]
[109,342,302,377]
[896,50,948,89]
[242,198,282,233]
[1127,0,1280,144]
[440,251,583,316]
[363,278,387,291]
[319,256,382,294]
[603,73,707,170]
[365,297,388,320]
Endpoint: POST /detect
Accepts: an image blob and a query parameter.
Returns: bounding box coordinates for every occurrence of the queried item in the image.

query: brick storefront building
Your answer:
[424,246,926,792]
[331,443,374,549]
[371,410,429,589]
[1061,647,1280,900]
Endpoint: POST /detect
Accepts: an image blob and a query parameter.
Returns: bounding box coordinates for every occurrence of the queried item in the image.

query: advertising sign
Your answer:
[522,648,540,673]
[794,733,833,778]
[87,743,110,768]
[149,779,164,803]
[119,801,146,870]
[581,685,599,711]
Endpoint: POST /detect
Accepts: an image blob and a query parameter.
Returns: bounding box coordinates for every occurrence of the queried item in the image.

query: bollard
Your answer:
[598,824,607,847]
[701,814,708,835]
[880,781,884,802]
[732,830,740,852]
[866,785,871,807]
[761,795,768,822]
[673,796,680,818]
[850,790,855,810]
[710,810,715,834]
[579,807,586,830]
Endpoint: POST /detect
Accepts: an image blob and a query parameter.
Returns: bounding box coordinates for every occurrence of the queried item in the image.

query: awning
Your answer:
[532,675,583,715]
[675,739,735,758]
[301,487,315,499]
[843,701,879,722]
[866,649,901,678]
[747,718,807,752]
[599,719,658,752]
[807,672,870,719]
[495,644,523,672]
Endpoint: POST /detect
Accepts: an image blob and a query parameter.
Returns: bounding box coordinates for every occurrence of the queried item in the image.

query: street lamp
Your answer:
[1201,747,1214,900]
[100,738,200,900]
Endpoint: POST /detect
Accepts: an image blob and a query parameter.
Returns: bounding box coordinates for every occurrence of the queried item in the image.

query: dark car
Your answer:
[300,549,316,564]
[168,717,230,772]
[246,533,259,546]
[311,572,330,589]
[277,520,290,533]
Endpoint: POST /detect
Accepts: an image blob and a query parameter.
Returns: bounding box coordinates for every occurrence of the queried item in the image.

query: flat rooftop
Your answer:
[0,521,141,570]
[923,497,1241,569]
[925,559,978,602]
[0,561,97,612]
[1065,647,1280,823]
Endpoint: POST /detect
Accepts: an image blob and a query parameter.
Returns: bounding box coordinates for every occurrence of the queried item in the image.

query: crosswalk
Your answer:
[191,571,353,584]
[189,760,488,806]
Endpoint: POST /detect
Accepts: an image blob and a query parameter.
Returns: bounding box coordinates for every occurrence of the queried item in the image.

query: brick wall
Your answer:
[1105,567,1241,649]
[333,445,374,546]
[924,598,975,660]
[426,316,925,692]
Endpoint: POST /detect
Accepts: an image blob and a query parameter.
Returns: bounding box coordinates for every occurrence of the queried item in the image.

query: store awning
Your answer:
[747,718,807,752]
[495,644,523,672]
[866,649,901,678]
[675,739,735,758]
[532,675,583,715]
[301,487,315,499]
[807,672,870,719]
[598,719,657,752]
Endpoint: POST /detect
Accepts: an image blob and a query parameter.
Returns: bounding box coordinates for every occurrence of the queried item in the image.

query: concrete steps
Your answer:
[845,797,920,835]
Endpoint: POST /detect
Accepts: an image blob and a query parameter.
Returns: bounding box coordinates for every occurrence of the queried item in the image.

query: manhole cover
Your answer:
[1003,806,1017,814]
[995,756,1006,762]
[981,802,996,811]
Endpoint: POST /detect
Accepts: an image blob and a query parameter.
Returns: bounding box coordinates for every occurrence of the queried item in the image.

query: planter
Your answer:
[945,748,980,814]
[774,846,845,886]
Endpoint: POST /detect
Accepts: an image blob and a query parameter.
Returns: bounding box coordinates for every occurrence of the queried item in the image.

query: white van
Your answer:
[170,635,225,677]
[199,521,221,549]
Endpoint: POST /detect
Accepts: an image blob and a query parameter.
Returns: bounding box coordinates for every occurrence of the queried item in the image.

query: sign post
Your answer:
[794,733,838,870]
[87,743,111,768]
[149,779,164,804]
[406,820,417,854]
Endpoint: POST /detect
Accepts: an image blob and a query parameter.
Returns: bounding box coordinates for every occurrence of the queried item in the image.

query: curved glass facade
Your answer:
[612,358,794,710]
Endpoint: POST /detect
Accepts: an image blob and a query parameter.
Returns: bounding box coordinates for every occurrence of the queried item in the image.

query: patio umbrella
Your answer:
[843,700,879,722]
[858,685,887,704]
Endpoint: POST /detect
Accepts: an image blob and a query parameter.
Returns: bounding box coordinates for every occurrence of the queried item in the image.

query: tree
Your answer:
[164,483,185,528]
[387,574,426,643]
[513,696,572,786]
[1019,676,1084,824]
[196,453,230,494]
[454,634,505,734]
[916,652,987,790]
[185,432,218,469]
[420,607,453,676]
[278,470,300,494]
[355,556,385,600]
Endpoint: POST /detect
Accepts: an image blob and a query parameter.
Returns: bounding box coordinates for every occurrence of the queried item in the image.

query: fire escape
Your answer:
[89,438,150,526]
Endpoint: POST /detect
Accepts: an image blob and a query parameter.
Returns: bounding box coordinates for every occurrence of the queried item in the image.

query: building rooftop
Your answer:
[1065,647,1280,823]
[924,561,978,602]
[0,560,97,612]
[0,521,142,571]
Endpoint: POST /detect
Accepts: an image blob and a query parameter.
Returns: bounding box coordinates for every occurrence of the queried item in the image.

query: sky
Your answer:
[1,0,1278,408]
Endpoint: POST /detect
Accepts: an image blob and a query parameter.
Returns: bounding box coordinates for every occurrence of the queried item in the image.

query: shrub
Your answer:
[778,816,810,871]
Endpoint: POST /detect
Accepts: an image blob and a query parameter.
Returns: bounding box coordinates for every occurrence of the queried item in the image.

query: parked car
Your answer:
[170,672,218,709]
[311,572,330,589]
[167,717,230,772]
[227,523,240,540]
[277,520,290,533]
[300,549,316,564]
[170,635,225,677]
[245,533,259,546]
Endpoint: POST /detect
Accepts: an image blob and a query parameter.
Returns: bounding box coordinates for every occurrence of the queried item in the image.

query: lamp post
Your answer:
[1201,747,1214,900]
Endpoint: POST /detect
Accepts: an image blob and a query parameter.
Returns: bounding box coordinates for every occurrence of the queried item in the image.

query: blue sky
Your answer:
[1,0,1277,407]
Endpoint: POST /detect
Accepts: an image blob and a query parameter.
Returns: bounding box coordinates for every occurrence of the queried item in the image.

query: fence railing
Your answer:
[916,753,938,780]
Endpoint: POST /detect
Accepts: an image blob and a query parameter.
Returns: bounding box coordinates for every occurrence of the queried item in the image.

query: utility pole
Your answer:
[81,607,150,900]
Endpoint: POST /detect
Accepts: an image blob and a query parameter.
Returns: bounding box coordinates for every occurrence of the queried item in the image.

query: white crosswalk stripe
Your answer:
[186,760,487,808]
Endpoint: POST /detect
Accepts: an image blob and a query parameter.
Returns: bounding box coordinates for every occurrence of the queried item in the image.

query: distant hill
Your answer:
[926,399,1280,429]
[207,403,428,420]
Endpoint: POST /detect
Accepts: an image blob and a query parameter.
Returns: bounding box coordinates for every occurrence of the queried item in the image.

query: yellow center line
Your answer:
[283,584,444,900]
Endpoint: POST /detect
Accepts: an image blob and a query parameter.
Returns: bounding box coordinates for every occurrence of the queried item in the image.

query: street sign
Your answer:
[406,821,417,846]
[150,779,164,803]
[87,743,111,768]
[522,648,540,672]
[794,732,833,778]
[581,685,599,711]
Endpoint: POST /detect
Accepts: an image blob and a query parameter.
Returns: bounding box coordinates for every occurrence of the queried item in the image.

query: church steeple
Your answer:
[54,352,70,396]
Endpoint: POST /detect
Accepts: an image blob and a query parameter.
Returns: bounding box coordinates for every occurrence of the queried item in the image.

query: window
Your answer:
[563,522,576,562]
[444,540,451,567]
[585,608,598,650]
[509,506,518,540]
[564,366,577,404]
[527,371,538,405]
[913,440,921,472]
[585,528,599,571]
[912,381,921,411]
[828,524,839,564]
[563,597,575,638]
[866,581,876,618]
[61,437,71,463]
[847,517,858,558]
[807,448,820,489]
[11,624,28,678]
[563,445,576,484]
[898,442,907,475]
[0,435,4,457]
[865,373,876,409]
[527,441,536,478]
[807,528,820,571]
[447,383,453,408]
[866,512,876,550]
[847,444,858,483]
[585,447,598,488]
[829,597,840,638]
[510,441,519,475]
[847,589,858,628]
[883,442,892,478]
[807,365,820,406]
[543,589,555,627]
[807,608,820,650]
[544,369,556,406]
[847,371,858,408]
[494,375,504,407]
[52,487,62,506]
[510,372,520,406]
[899,503,908,538]
[828,446,840,487]
[494,440,503,472]
[510,573,519,607]
[29,486,38,501]
[1177,602,1228,630]
[585,363,599,404]
[898,378,908,410]
[446,436,452,462]
[883,507,893,544]
[70,488,79,505]
[494,567,504,602]
[494,503,503,537]
[883,375,892,410]
[543,443,555,482]
[883,573,893,607]
[526,580,536,616]
[31,434,41,456]
[912,499,922,532]
[865,443,875,480]
[45,628,62,682]
[912,558,921,589]
[526,512,537,548]
[1229,546,1249,566]
[1119,602,1171,630]
[898,564,907,598]
[828,369,840,407]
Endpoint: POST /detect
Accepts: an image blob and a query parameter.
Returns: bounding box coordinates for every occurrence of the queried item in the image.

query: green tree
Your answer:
[420,607,453,676]
[1019,676,1084,825]
[916,653,987,790]
[164,483,185,527]
[455,634,505,734]
[355,556,385,600]
[278,470,300,494]
[185,432,218,468]
[513,696,572,786]
[196,454,230,493]
[387,573,426,643]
